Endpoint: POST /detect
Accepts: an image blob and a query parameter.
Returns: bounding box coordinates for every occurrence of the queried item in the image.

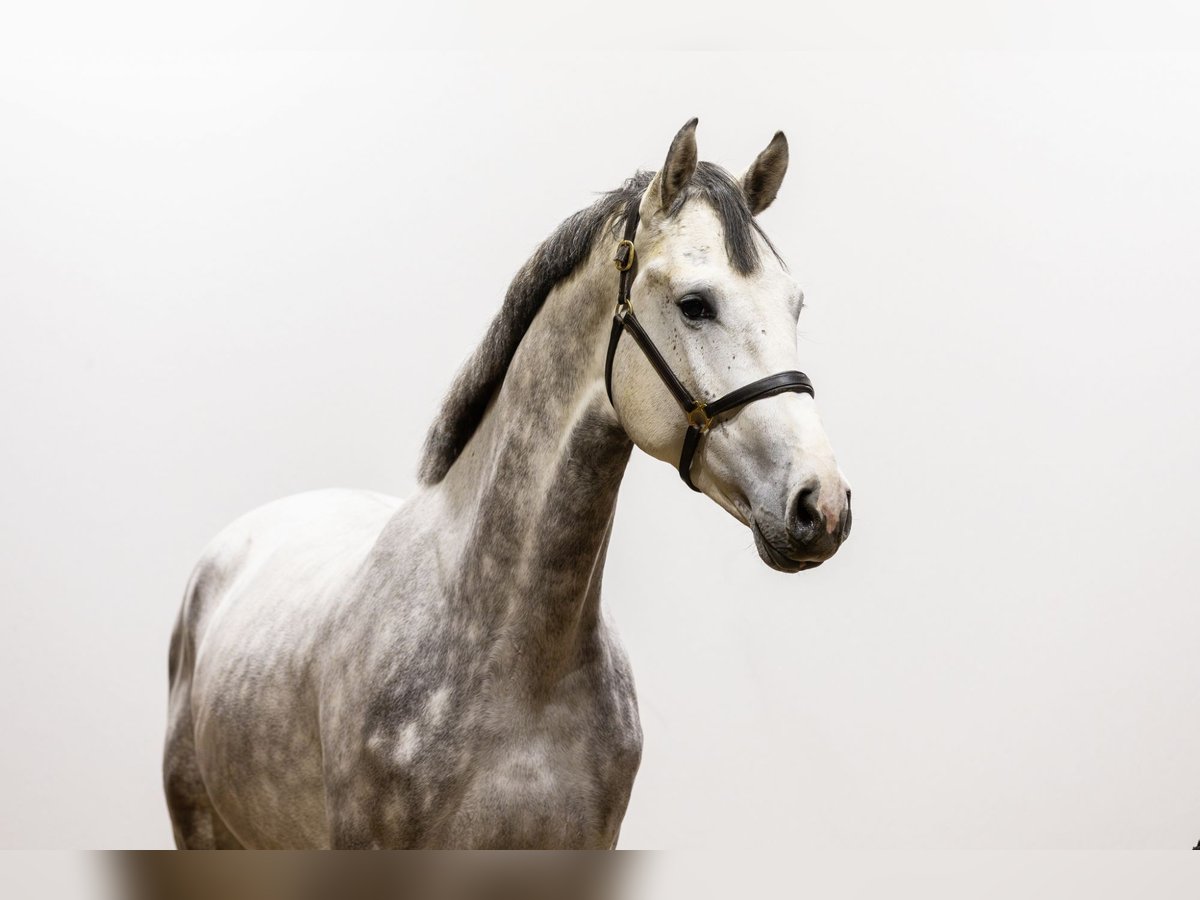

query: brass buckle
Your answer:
[614,239,636,272]
[686,402,713,432]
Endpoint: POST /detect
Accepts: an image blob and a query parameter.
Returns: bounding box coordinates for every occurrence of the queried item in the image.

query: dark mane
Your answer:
[417,162,776,485]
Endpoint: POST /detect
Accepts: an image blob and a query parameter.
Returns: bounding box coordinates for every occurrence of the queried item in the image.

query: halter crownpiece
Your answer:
[604,193,816,492]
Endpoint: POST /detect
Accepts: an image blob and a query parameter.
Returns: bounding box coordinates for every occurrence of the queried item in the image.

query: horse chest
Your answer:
[450,728,627,846]
[346,670,642,848]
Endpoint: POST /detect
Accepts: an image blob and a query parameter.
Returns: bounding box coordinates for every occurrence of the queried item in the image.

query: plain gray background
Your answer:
[2,44,1198,850]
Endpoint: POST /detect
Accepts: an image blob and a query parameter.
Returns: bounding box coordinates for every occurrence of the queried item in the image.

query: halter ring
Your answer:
[686,403,713,432]
[614,240,636,272]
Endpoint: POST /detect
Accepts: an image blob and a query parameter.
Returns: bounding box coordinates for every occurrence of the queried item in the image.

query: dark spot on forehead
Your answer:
[651,163,783,276]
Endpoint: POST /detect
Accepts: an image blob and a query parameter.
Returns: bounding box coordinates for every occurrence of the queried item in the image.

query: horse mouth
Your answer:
[752,524,824,573]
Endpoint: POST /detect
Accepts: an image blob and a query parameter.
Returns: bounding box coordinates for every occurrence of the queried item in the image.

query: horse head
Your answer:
[608,119,852,571]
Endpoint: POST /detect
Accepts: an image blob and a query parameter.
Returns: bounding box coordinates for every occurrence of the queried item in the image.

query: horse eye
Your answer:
[677,295,714,321]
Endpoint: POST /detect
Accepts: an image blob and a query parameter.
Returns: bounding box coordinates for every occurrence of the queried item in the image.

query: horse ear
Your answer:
[741,131,789,215]
[651,118,699,213]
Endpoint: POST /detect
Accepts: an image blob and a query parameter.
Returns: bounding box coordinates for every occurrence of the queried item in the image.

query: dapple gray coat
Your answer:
[164,121,851,849]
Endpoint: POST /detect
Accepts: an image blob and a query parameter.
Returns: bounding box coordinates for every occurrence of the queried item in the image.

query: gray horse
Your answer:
[164,120,852,849]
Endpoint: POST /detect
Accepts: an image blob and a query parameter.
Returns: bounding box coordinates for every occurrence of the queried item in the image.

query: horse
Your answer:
[163,119,852,849]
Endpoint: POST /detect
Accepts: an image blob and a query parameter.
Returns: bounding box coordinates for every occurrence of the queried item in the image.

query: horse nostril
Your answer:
[788,483,823,543]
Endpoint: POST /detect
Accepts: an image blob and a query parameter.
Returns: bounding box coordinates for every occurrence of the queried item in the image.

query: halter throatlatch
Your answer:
[604,194,816,492]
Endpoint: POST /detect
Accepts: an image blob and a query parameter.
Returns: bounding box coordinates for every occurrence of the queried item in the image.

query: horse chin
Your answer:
[752,524,824,573]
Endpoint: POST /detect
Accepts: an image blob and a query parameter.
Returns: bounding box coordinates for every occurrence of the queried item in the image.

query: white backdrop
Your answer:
[2,45,1199,850]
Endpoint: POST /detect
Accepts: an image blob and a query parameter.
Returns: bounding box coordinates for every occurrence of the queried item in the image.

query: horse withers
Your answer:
[164,119,851,849]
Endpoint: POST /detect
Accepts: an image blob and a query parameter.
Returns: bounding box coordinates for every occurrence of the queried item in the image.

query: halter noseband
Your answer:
[604,194,816,492]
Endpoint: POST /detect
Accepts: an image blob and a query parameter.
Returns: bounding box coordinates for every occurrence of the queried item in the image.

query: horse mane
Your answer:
[417,162,775,486]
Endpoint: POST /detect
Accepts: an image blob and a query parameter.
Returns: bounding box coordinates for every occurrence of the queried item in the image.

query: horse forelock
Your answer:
[416,162,777,486]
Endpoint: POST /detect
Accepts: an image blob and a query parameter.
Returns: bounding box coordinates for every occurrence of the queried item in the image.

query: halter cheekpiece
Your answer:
[604,194,816,491]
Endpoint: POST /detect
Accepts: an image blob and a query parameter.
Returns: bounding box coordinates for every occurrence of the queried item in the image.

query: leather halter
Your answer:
[604,194,816,491]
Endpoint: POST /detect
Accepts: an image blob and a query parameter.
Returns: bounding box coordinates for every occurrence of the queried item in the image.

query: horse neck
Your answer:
[436,239,632,693]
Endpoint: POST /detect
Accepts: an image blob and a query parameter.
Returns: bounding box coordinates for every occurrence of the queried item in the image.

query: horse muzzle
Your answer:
[753,482,852,573]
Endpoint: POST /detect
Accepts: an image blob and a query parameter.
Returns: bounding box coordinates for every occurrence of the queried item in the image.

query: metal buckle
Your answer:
[614,239,636,272]
[686,402,712,432]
